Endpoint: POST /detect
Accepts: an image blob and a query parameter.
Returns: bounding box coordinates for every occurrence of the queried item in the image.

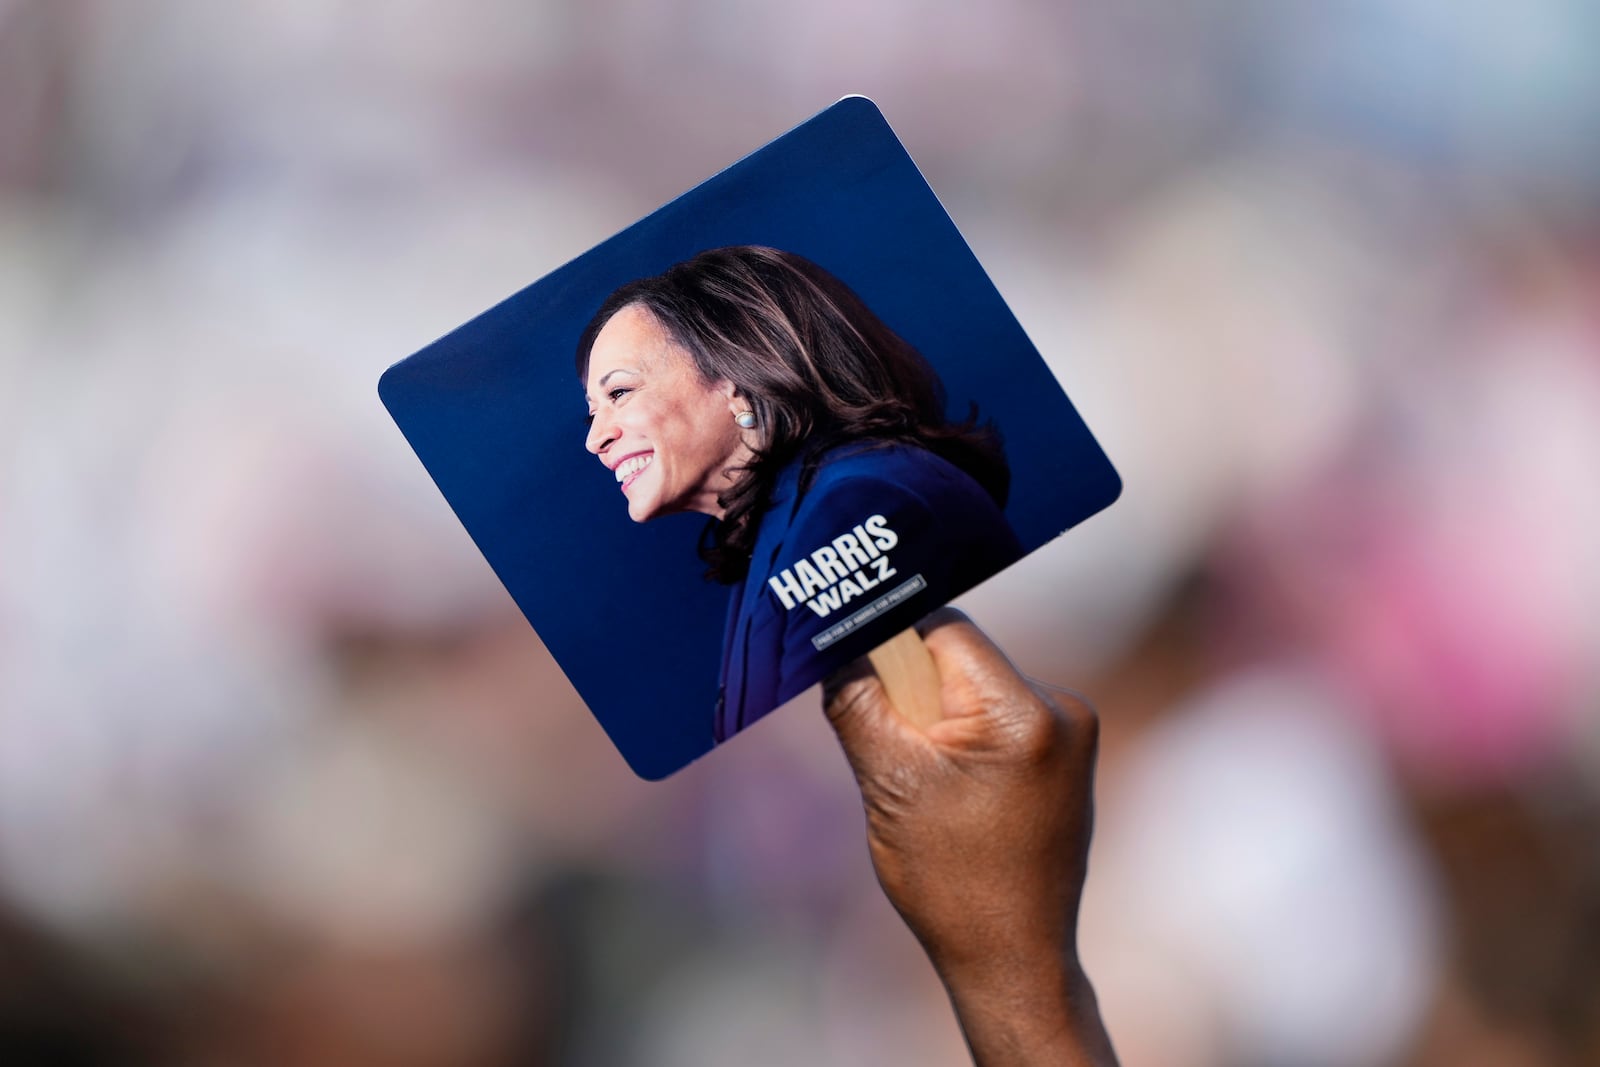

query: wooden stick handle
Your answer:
[867,627,943,729]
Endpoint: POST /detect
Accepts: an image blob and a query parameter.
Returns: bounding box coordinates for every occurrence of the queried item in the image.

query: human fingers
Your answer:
[821,607,1002,774]
[822,653,934,786]
[909,610,1080,768]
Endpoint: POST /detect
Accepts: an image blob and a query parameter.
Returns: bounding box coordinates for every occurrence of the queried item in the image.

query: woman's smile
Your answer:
[584,304,753,522]
[614,451,654,490]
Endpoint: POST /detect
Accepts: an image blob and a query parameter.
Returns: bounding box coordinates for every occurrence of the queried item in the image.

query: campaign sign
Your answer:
[379,97,1121,779]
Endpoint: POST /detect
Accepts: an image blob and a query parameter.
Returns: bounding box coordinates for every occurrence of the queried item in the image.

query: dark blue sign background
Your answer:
[380,97,1120,779]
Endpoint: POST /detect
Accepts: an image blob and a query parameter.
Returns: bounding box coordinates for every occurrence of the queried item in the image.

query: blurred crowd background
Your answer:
[3,1,1599,1064]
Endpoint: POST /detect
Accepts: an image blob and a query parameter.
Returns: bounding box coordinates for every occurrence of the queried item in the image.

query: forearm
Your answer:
[937,953,1118,1067]
[824,612,1116,1065]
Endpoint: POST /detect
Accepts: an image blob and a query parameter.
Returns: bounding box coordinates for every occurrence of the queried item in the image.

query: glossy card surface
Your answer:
[379,97,1120,778]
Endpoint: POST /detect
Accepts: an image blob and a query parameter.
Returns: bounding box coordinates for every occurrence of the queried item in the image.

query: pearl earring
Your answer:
[734,410,757,430]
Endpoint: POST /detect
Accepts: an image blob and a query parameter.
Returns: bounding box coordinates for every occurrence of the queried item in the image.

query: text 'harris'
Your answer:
[767,515,900,618]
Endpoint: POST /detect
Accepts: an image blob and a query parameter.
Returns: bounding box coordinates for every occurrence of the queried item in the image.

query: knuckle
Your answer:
[1063,691,1099,740]
[1035,681,1098,734]
[1019,684,1099,766]
[998,691,1065,767]
[824,676,875,725]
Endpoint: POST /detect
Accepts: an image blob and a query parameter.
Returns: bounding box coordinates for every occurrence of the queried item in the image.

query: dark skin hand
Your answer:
[824,608,1119,1067]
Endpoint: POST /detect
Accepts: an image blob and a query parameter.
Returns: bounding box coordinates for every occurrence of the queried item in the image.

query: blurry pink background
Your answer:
[2,2,1597,1064]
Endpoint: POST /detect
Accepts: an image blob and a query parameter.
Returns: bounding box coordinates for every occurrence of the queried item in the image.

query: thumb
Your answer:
[822,660,929,783]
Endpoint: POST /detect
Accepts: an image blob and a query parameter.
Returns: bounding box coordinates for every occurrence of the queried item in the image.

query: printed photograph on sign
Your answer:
[577,246,1024,743]
[380,98,1121,778]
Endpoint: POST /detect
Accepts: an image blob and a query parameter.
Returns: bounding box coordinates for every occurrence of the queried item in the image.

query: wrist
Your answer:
[937,951,1117,1066]
[914,899,1077,994]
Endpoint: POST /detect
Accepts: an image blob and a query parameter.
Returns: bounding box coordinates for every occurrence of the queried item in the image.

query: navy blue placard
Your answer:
[380,97,1120,779]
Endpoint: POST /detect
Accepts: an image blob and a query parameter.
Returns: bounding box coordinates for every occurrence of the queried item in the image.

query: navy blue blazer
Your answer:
[714,443,1022,742]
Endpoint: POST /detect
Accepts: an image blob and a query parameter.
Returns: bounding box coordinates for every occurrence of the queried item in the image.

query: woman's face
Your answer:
[584,304,751,523]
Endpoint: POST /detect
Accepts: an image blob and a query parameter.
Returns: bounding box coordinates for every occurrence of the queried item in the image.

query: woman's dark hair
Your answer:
[576,246,1010,583]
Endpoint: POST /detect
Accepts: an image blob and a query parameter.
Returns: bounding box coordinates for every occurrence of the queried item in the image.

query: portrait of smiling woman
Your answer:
[579,245,1022,742]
